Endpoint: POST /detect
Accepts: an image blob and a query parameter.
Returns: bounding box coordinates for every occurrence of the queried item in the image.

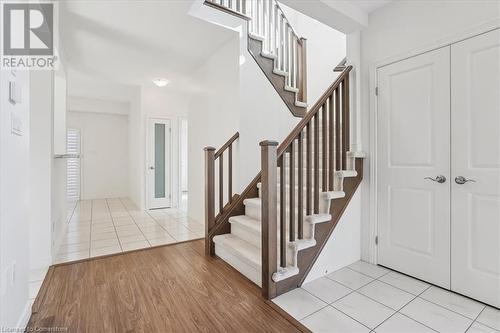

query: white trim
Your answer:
[371,18,500,70]
[16,300,32,331]
[367,21,500,265]
[145,117,173,210]
[178,117,188,208]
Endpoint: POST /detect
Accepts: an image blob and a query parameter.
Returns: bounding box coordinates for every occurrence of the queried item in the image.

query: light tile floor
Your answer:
[55,196,203,264]
[273,261,500,333]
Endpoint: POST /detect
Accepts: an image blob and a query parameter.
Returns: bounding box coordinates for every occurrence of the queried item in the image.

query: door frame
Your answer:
[146,117,173,210]
[177,117,188,208]
[367,21,500,264]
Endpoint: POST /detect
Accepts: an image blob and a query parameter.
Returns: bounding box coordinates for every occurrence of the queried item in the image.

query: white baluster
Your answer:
[258,0,262,36]
[253,0,257,34]
[274,5,279,59]
[284,20,288,76]
[280,15,284,71]
[292,35,297,88]
[262,0,266,37]
[269,1,274,55]
[288,27,292,87]
[263,0,268,52]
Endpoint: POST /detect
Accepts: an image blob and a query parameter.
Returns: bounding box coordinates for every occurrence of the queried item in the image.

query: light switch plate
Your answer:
[8,81,22,105]
[11,113,23,136]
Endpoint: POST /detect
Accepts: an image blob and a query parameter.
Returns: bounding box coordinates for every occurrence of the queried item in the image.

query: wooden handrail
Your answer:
[333,57,347,72]
[204,132,240,255]
[215,132,239,158]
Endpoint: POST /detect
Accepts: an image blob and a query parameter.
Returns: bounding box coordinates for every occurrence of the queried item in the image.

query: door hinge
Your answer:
[375,87,379,96]
[375,236,378,245]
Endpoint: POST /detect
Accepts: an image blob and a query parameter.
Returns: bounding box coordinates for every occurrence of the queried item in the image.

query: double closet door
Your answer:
[377,29,499,308]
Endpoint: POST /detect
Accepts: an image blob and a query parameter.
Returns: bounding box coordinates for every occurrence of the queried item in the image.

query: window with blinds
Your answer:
[66,128,81,203]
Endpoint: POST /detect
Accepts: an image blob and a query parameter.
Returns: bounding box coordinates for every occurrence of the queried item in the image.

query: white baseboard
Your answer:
[29,265,49,285]
[16,300,33,331]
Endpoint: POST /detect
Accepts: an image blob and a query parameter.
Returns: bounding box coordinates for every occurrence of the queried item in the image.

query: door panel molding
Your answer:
[376,46,451,289]
[451,28,500,307]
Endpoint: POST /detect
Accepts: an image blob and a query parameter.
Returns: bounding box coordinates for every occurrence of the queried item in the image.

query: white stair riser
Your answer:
[231,223,260,248]
[230,220,315,249]
[215,243,262,287]
[244,198,331,220]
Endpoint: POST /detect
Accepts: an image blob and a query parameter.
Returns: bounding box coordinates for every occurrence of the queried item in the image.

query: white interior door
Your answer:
[147,118,171,209]
[451,29,500,308]
[377,46,451,288]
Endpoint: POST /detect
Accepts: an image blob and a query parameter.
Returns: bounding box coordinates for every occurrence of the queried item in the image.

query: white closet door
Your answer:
[377,46,451,288]
[451,29,500,308]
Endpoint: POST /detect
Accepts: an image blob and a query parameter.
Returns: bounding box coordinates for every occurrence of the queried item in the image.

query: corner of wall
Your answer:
[303,189,362,284]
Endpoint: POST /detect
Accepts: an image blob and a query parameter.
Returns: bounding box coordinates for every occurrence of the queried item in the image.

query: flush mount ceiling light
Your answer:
[153,78,169,87]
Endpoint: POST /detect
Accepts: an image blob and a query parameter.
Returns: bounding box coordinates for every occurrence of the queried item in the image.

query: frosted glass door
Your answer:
[148,119,171,209]
[154,124,166,199]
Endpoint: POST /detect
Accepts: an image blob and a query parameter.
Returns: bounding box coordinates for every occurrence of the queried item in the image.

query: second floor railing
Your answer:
[206,0,307,103]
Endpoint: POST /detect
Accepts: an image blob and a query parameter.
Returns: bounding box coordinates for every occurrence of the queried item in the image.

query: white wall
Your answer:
[280,3,347,104]
[358,1,500,261]
[187,6,346,224]
[188,38,241,223]
[69,96,129,116]
[29,71,54,275]
[53,69,67,155]
[304,190,361,283]
[180,119,188,192]
[0,70,31,329]
[51,65,69,262]
[67,111,129,200]
[128,88,143,209]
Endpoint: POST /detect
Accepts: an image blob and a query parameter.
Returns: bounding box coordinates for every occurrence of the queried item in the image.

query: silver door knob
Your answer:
[424,175,446,183]
[455,176,476,185]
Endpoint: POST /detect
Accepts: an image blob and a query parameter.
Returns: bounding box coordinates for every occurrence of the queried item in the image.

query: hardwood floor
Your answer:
[28,240,307,332]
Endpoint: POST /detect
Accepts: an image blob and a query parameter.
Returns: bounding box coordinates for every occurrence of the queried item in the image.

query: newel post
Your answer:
[204,146,216,255]
[260,140,278,299]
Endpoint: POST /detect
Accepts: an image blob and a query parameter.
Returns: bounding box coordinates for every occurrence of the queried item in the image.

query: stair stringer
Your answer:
[247,36,307,118]
[274,157,364,295]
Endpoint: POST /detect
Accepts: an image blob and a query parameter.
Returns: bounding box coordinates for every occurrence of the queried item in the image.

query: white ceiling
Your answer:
[343,0,392,14]
[60,0,237,99]
[281,0,392,33]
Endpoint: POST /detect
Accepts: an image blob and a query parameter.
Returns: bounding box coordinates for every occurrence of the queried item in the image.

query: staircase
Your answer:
[203,0,365,299]
[205,0,308,117]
